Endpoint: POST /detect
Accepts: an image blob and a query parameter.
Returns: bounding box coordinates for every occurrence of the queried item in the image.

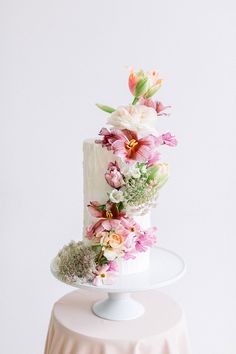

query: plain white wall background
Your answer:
[0,0,235,353]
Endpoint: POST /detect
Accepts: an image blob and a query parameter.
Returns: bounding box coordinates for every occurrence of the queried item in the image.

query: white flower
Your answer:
[107,104,158,134]
[130,168,141,179]
[109,189,124,203]
[140,165,147,174]
[119,161,132,176]
[119,161,140,179]
[103,249,119,261]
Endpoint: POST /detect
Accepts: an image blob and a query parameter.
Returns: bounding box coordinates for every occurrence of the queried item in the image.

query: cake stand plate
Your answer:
[51,247,186,321]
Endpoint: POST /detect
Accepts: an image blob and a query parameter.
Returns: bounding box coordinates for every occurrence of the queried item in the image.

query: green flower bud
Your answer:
[144,84,162,99]
[134,77,150,98]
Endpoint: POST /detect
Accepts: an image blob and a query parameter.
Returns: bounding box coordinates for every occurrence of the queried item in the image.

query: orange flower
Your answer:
[109,233,124,249]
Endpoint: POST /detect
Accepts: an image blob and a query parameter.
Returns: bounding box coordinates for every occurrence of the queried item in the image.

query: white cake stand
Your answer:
[51,247,186,321]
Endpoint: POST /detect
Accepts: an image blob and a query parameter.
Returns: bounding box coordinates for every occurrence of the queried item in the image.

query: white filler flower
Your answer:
[109,189,124,203]
[119,161,141,179]
[107,104,158,134]
[103,249,119,261]
[130,168,141,179]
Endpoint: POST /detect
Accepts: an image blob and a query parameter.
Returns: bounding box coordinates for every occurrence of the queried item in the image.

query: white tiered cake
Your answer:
[53,68,177,286]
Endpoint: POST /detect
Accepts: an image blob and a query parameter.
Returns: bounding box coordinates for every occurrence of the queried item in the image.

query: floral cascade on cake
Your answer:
[54,68,177,286]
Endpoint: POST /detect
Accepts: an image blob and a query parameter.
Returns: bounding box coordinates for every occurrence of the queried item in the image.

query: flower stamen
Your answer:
[126,139,138,150]
[106,210,113,219]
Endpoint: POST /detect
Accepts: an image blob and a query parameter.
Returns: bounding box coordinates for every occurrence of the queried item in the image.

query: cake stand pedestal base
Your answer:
[51,247,186,321]
[92,292,144,321]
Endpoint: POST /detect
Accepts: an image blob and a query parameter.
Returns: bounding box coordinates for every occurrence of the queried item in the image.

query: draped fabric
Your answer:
[44,290,191,354]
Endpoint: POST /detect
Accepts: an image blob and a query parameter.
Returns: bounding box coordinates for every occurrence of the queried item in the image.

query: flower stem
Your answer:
[97,250,103,262]
[132,97,139,105]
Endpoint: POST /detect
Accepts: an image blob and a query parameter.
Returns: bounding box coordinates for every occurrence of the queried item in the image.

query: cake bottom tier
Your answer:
[117,249,150,275]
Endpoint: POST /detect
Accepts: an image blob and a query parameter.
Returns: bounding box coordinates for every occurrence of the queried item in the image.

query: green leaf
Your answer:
[117,201,124,211]
[91,244,102,249]
[137,162,146,169]
[97,204,106,211]
[98,256,108,265]
[96,103,116,113]
[91,244,102,253]
[132,96,139,105]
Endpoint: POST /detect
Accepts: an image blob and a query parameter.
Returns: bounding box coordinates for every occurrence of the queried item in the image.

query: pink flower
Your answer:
[135,227,157,252]
[86,214,134,241]
[105,161,125,189]
[86,218,123,240]
[123,252,136,260]
[111,129,159,164]
[87,201,104,218]
[86,202,126,240]
[107,261,119,272]
[86,214,141,242]
[97,127,161,164]
[156,102,171,114]
[93,264,117,286]
[159,132,178,147]
[86,220,105,240]
[147,151,161,166]
[120,217,142,234]
[87,201,125,219]
[96,128,121,150]
[139,98,171,116]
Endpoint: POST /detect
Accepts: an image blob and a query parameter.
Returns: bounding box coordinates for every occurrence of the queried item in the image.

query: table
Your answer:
[44,290,191,354]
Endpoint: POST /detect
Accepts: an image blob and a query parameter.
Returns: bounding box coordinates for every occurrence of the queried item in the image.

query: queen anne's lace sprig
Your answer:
[54,241,97,284]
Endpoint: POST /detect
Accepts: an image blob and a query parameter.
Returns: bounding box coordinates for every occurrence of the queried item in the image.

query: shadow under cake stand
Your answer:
[51,246,186,321]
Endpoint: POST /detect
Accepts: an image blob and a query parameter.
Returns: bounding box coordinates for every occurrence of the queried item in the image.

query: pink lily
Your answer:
[86,201,125,240]
[111,129,159,164]
[95,128,121,150]
[87,201,125,219]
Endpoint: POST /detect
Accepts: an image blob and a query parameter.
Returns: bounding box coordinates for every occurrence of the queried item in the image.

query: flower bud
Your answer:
[105,162,125,188]
[134,77,150,98]
[144,83,162,99]
[128,72,138,95]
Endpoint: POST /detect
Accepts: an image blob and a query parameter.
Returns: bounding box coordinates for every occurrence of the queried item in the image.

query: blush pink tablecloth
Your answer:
[44,290,191,354]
